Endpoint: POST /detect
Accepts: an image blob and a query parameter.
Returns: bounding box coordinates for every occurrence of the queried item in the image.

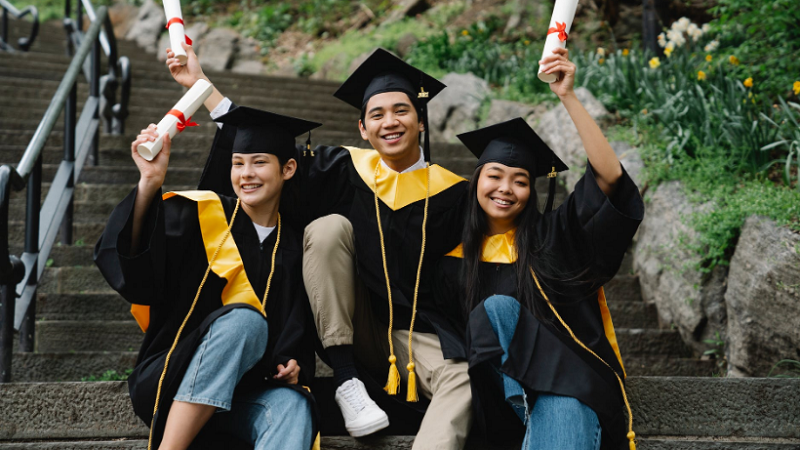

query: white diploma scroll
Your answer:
[538,0,579,83]
[137,79,213,161]
[163,0,188,65]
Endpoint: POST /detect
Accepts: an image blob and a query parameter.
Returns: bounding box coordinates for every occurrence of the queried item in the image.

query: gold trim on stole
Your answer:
[131,190,262,333]
[345,147,465,211]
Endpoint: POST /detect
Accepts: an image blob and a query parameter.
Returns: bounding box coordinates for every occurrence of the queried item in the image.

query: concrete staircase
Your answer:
[1,18,798,450]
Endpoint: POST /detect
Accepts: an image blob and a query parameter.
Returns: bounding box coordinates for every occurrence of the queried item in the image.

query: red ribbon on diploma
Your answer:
[167,109,198,133]
[166,18,193,45]
[547,21,568,42]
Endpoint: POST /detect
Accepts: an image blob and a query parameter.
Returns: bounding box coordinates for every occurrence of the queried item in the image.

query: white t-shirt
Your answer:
[253,223,275,243]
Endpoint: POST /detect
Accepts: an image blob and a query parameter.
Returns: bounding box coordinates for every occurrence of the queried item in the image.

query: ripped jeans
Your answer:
[483,295,602,450]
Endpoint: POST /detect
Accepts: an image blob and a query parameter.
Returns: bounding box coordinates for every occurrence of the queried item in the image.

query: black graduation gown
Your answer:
[435,163,644,450]
[94,188,318,449]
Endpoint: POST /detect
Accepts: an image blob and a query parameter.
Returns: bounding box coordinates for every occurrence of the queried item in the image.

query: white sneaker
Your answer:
[334,378,390,437]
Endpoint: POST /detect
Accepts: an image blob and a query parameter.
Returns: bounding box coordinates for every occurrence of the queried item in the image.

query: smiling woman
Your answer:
[230,152,296,227]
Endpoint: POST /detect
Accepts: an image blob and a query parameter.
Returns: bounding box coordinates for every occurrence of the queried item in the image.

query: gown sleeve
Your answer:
[94,187,198,306]
[542,162,644,281]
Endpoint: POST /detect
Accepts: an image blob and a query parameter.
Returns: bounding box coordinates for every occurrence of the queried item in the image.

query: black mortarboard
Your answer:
[197,105,321,197]
[333,48,446,162]
[457,117,568,211]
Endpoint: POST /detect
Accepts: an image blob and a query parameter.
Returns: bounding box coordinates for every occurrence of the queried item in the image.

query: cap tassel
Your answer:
[306,131,315,157]
[628,431,637,450]
[385,355,401,395]
[406,362,419,402]
[422,105,431,163]
[544,165,557,212]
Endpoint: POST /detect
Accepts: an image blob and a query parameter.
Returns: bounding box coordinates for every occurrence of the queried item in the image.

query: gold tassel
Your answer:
[406,362,418,402]
[384,355,401,395]
[312,432,321,450]
[628,431,636,450]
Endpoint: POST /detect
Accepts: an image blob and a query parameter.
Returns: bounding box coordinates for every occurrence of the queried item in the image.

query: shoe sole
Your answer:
[346,415,390,437]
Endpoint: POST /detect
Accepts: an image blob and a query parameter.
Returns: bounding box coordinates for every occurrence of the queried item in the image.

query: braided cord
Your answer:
[406,163,430,395]
[529,267,637,450]
[260,213,282,316]
[148,199,241,450]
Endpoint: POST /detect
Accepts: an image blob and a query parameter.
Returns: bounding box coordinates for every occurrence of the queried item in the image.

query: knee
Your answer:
[483,295,520,321]
[303,214,354,257]
[536,395,597,422]
[217,308,269,349]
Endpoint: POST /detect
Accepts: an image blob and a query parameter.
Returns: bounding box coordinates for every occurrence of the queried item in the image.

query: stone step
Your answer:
[11,352,138,383]
[0,378,797,441]
[605,274,644,303]
[607,298,658,329]
[36,293,130,321]
[37,266,113,295]
[623,355,718,377]
[35,320,141,353]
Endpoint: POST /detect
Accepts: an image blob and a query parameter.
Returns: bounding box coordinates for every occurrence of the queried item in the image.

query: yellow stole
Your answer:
[131,191,262,333]
[345,147,465,211]
[445,229,627,377]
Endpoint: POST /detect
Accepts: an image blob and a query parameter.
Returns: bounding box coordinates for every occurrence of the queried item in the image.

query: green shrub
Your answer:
[81,369,133,382]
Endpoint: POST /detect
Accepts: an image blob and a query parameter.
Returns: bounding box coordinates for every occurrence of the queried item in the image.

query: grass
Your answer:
[81,368,133,382]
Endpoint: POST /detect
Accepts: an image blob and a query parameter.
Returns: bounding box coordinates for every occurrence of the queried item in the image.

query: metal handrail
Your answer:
[0,0,38,52]
[0,6,109,383]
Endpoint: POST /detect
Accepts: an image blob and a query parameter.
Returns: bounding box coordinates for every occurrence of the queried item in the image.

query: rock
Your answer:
[386,0,430,23]
[124,0,165,53]
[427,72,490,142]
[108,2,139,39]
[484,99,539,126]
[197,28,239,72]
[611,141,644,189]
[231,37,263,74]
[232,60,264,75]
[347,50,373,76]
[725,216,800,377]
[533,87,609,189]
[311,52,350,80]
[633,181,728,356]
[157,23,207,62]
[395,33,418,58]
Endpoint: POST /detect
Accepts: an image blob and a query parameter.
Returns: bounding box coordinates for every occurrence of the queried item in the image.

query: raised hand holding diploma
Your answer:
[163,0,191,65]
[136,79,214,161]
[538,0,579,83]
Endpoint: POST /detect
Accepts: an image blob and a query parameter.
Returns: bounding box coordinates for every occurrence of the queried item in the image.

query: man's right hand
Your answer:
[166,42,208,89]
[131,124,171,197]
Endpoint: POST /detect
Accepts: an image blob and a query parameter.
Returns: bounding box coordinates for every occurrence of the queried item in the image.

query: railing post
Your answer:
[90,35,100,165]
[60,82,76,245]
[2,7,8,48]
[76,0,82,33]
[19,155,41,353]
[0,280,14,382]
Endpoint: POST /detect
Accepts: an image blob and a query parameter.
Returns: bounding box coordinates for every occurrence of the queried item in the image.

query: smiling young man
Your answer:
[164,45,474,449]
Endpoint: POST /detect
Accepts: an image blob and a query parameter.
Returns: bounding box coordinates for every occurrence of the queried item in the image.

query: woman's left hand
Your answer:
[540,47,576,99]
[274,359,300,385]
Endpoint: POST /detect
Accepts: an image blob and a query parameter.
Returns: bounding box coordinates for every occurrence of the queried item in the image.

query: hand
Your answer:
[166,42,208,89]
[274,359,300,385]
[131,124,170,196]
[540,47,576,100]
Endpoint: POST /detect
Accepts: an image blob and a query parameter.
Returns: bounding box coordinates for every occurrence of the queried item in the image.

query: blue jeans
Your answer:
[483,295,602,450]
[174,308,313,450]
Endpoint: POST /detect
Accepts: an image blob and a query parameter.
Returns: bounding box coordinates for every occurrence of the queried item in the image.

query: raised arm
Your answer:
[539,47,622,196]
[130,125,171,254]
[166,42,224,113]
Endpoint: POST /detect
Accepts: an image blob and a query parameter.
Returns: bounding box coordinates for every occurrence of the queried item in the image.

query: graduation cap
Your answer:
[457,117,568,211]
[197,106,322,196]
[333,48,446,162]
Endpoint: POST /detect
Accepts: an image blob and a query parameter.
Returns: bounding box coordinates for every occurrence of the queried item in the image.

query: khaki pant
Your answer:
[303,214,473,450]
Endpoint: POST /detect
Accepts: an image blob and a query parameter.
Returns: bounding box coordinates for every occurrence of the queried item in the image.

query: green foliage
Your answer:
[81,368,133,382]
[406,17,552,103]
[767,359,800,378]
[710,0,800,98]
[702,331,727,375]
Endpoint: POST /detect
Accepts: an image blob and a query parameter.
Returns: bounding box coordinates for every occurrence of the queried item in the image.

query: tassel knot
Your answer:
[406,362,418,402]
[384,355,400,395]
[627,431,636,450]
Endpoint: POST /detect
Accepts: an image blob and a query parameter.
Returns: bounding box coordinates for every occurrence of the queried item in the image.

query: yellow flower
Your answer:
[524,40,530,46]
[729,55,740,66]
[623,48,630,56]
[461,30,469,36]
[664,46,673,57]
[705,54,712,62]
[597,47,605,56]
[793,81,800,95]
[744,77,753,88]
[598,58,605,65]
[641,108,648,115]
[698,71,706,81]
[649,57,661,69]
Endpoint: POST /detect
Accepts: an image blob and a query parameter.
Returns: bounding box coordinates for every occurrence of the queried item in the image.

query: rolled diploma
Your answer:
[137,79,213,161]
[163,0,188,65]
[538,0,579,83]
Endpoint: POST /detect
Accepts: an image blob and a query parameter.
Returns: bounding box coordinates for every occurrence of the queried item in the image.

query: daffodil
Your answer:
[622,48,629,56]
[729,55,740,66]
[793,81,800,95]
[599,58,605,65]
[461,30,469,36]
[664,46,674,58]
[649,57,660,69]
[523,40,530,46]
[698,71,706,81]
[597,48,605,56]
[705,54,712,62]
[744,77,753,88]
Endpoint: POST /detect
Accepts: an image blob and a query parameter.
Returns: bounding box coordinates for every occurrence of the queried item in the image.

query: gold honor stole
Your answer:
[446,229,627,377]
[131,191,262,333]
[345,147,466,211]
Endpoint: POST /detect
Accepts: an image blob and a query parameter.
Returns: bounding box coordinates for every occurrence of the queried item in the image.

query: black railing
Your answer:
[0,4,129,382]
[0,0,38,52]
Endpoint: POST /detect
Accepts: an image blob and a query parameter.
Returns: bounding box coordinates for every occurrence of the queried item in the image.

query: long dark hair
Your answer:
[461,165,589,321]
